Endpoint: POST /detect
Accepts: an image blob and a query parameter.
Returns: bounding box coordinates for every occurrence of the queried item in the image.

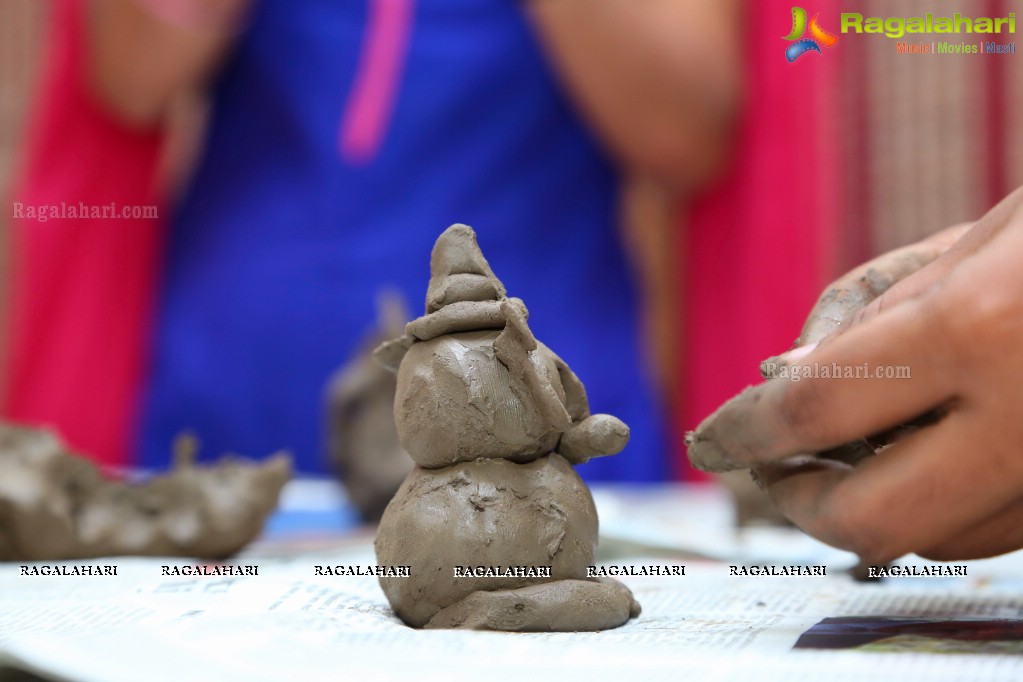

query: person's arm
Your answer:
[686,188,1023,564]
[85,0,247,128]
[526,0,742,191]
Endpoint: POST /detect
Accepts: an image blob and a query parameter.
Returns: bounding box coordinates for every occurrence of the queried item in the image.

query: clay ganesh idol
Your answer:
[373,224,641,631]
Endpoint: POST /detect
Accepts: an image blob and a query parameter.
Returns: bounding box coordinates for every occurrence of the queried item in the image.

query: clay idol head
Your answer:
[375,224,629,469]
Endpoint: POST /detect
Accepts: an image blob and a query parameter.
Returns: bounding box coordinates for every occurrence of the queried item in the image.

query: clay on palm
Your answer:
[374,224,639,631]
[688,228,963,472]
[690,239,956,576]
[0,426,290,561]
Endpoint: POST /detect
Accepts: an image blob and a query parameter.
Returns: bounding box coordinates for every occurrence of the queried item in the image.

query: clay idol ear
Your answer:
[550,352,590,423]
[373,335,413,372]
[377,289,410,339]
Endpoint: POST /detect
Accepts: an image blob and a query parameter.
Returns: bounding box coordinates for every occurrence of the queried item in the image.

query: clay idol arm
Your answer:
[546,349,629,464]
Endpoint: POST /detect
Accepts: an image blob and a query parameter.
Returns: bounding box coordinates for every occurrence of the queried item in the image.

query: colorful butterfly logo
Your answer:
[784,7,839,62]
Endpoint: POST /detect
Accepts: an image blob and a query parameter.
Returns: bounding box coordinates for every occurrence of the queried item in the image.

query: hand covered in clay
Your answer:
[687,187,1023,564]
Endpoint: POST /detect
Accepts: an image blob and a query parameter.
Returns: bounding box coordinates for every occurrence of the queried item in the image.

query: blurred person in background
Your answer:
[4,0,740,480]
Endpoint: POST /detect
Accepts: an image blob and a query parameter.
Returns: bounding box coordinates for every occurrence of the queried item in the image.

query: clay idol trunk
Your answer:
[373,224,640,631]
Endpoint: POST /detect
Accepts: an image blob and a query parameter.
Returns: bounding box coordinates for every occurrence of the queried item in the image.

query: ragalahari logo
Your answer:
[784,7,839,61]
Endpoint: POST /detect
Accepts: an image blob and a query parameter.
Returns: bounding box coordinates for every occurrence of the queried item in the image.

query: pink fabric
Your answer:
[676,0,842,480]
[339,0,416,163]
[984,0,1011,206]
[3,0,165,468]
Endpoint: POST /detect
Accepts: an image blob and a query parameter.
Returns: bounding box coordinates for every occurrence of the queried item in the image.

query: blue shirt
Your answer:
[139,0,666,481]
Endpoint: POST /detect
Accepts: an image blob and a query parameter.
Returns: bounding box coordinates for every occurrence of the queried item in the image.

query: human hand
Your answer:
[88,0,251,126]
[687,188,1023,563]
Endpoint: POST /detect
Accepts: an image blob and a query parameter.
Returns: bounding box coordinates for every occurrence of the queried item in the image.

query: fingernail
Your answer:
[779,342,818,364]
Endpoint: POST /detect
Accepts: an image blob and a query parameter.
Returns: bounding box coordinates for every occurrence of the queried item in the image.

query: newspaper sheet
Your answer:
[1,484,1021,682]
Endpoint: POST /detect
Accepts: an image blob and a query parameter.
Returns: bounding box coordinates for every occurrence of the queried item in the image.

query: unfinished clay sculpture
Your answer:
[0,425,290,561]
[326,293,414,522]
[374,224,640,631]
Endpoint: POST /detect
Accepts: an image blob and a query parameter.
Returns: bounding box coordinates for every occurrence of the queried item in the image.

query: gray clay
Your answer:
[326,294,414,522]
[374,224,639,631]
[689,249,946,578]
[377,454,597,627]
[0,426,290,561]
[425,578,641,631]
